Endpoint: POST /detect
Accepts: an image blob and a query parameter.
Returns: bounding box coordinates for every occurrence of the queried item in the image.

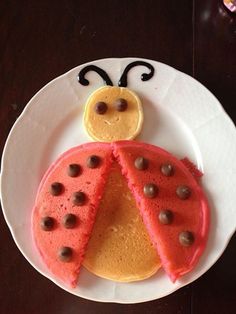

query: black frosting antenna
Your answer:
[78,65,113,86]
[118,61,155,87]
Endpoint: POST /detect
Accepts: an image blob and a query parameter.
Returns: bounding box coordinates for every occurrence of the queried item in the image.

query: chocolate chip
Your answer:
[62,213,77,228]
[67,164,81,177]
[41,216,55,231]
[94,101,107,114]
[134,157,149,170]
[176,185,191,199]
[114,98,128,112]
[72,191,86,205]
[159,210,173,225]
[179,231,194,246]
[161,164,174,176]
[143,183,158,198]
[87,155,100,168]
[58,247,73,262]
[50,182,63,196]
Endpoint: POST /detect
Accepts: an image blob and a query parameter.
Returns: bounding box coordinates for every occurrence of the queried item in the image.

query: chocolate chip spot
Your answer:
[50,182,63,196]
[179,231,194,246]
[176,185,191,199]
[41,216,55,231]
[114,98,128,112]
[159,210,173,225]
[62,213,77,229]
[94,101,107,114]
[134,157,149,170]
[58,247,73,262]
[72,191,86,205]
[67,164,81,177]
[161,164,174,176]
[143,183,158,198]
[87,155,100,168]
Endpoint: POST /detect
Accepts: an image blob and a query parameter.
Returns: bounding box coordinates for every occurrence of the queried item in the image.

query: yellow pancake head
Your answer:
[83,86,143,142]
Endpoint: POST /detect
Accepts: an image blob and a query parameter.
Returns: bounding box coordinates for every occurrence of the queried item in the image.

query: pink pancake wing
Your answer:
[32,143,113,287]
[113,141,210,282]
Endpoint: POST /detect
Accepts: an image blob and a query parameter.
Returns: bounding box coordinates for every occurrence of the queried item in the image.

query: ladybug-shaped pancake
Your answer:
[32,61,209,287]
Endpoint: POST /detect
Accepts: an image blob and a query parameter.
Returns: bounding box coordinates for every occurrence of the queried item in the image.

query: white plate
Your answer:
[1,58,236,303]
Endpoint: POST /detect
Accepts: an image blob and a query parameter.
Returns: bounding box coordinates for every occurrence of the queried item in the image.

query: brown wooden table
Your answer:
[1,1,236,313]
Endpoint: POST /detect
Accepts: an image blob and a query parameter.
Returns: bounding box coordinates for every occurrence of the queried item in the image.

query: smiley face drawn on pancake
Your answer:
[78,61,155,142]
[83,86,143,142]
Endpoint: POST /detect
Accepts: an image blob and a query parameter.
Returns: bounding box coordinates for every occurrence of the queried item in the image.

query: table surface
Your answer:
[0,1,236,313]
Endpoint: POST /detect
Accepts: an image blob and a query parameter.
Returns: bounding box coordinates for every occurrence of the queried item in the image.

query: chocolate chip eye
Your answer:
[114,98,128,112]
[94,101,108,114]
